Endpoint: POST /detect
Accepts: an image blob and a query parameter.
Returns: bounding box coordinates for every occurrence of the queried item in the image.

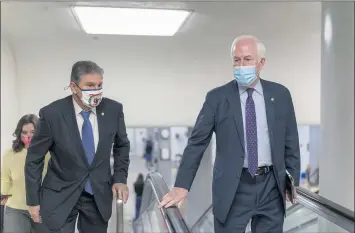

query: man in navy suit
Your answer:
[25,61,130,233]
[160,35,300,233]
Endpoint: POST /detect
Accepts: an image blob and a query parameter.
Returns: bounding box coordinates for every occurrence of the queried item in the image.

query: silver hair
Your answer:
[70,61,104,84]
[230,35,266,60]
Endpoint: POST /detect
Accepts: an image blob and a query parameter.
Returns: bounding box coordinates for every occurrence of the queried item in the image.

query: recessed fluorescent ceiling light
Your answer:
[72,6,191,36]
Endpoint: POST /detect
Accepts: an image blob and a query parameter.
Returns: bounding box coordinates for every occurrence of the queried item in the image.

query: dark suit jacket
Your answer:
[174,79,300,224]
[25,96,130,231]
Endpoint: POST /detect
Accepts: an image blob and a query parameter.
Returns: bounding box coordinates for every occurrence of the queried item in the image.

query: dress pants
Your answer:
[41,192,108,233]
[214,170,284,233]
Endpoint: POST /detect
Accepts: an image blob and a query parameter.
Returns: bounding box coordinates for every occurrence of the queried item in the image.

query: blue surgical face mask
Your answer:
[233,66,257,87]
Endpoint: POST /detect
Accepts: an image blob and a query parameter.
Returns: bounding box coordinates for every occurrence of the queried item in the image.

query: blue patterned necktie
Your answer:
[245,88,258,176]
[80,111,95,194]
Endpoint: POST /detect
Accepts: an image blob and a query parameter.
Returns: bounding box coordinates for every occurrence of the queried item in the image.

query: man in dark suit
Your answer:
[25,61,130,233]
[159,35,300,233]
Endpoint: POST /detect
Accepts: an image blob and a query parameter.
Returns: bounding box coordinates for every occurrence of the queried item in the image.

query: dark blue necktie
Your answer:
[80,111,95,194]
[245,88,258,176]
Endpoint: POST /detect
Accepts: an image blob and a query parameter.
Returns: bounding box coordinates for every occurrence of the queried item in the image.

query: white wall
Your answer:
[13,33,320,126]
[319,1,354,216]
[1,37,20,156]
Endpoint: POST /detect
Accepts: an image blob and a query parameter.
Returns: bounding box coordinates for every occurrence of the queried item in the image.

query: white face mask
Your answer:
[80,88,103,108]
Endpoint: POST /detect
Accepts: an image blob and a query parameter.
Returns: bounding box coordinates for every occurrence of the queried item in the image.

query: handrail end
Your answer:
[116,198,124,205]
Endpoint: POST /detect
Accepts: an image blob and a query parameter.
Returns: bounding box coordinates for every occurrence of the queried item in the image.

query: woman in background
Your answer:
[0,114,50,233]
[134,173,145,221]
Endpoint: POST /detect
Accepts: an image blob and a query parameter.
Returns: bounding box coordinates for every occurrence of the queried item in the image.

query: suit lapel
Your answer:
[260,80,276,153]
[226,81,245,152]
[61,96,89,168]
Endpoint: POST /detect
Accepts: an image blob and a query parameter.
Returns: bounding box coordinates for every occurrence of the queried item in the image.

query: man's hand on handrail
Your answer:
[112,183,129,203]
[158,187,188,209]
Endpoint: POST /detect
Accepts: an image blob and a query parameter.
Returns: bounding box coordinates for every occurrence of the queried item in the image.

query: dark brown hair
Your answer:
[12,114,39,153]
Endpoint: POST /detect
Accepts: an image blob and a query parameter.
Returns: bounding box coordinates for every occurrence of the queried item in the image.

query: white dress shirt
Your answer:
[73,98,99,152]
[239,80,272,167]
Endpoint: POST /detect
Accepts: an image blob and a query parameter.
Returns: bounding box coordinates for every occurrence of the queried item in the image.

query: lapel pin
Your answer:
[101,112,104,116]
[271,98,274,102]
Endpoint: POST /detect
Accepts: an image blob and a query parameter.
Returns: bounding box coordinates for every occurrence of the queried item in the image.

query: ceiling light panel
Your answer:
[72,6,191,36]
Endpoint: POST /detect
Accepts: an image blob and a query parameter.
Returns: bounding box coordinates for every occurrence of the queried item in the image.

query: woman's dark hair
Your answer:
[136,173,144,183]
[12,114,39,153]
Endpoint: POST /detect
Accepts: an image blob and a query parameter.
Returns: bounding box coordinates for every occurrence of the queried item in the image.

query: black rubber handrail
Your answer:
[296,187,354,222]
[191,187,353,231]
[141,172,191,233]
[285,190,319,217]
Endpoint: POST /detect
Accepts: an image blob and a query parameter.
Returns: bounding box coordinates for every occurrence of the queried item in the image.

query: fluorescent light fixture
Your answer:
[72,6,191,36]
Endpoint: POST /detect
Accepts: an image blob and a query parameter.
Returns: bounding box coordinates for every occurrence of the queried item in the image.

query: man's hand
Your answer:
[286,191,298,204]
[112,183,129,203]
[0,197,9,205]
[158,187,188,209]
[28,205,41,223]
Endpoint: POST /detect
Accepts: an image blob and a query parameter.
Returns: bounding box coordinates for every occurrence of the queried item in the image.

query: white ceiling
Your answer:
[1,1,320,45]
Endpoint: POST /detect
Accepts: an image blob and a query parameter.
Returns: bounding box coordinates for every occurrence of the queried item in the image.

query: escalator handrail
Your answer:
[285,190,319,217]
[190,187,354,232]
[191,202,313,231]
[296,187,354,222]
[190,202,307,230]
[296,187,354,232]
[142,172,191,233]
[116,198,124,233]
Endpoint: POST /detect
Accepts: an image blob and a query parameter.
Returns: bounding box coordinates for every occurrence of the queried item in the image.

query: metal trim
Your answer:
[116,198,124,233]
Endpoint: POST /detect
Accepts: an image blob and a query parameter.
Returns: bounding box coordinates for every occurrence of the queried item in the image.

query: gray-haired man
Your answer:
[25,61,130,233]
[160,35,300,233]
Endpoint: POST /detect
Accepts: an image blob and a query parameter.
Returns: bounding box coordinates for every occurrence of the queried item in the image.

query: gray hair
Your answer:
[70,61,104,84]
[230,35,266,60]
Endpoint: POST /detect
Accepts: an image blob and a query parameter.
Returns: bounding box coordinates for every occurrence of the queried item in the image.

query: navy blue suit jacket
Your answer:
[25,96,130,231]
[174,79,300,223]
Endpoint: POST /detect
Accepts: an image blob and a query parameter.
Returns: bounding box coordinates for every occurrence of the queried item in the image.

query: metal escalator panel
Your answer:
[133,172,191,233]
[190,206,213,233]
[134,200,170,233]
[284,204,318,232]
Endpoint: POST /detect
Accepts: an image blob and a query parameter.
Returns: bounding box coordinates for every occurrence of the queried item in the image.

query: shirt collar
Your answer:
[72,97,96,116]
[238,79,263,96]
